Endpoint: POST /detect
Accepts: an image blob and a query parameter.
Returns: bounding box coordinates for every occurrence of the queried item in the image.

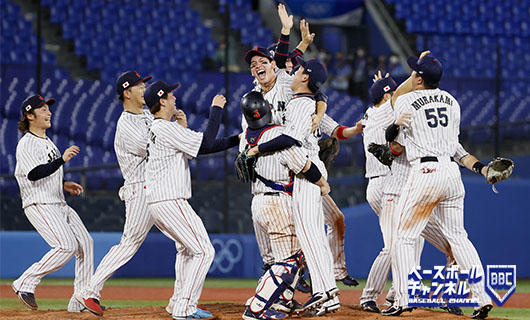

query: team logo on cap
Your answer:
[157,90,164,97]
[38,95,43,100]
[25,105,32,111]
[135,71,140,77]
[384,85,391,92]
[122,81,129,88]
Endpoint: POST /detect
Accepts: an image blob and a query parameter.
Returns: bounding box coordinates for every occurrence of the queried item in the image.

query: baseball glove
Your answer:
[319,137,340,169]
[486,157,514,193]
[367,143,396,166]
[234,148,257,183]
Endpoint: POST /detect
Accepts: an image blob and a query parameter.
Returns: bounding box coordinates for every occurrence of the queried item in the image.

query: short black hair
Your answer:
[423,81,439,89]
[148,92,168,114]
[303,69,320,93]
[372,96,384,106]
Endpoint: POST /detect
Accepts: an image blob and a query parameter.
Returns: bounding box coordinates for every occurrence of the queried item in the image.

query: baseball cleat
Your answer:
[315,302,340,316]
[242,307,288,320]
[470,304,493,319]
[270,298,302,313]
[75,294,104,316]
[174,308,213,319]
[299,287,340,312]
[12,284,37,310]
[381,305,414,316]
[338,275,359,287]
[441,306,464,315]
[361,300,380,313]
[16,291,38,310]
[384,298,395,306]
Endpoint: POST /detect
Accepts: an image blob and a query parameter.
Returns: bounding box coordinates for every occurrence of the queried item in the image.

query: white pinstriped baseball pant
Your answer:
[392,159,491,307]
[251,193,300,261]
[83,182,156,300]
[253,194,349,280]
[292,177,336,296]
[13,203,93,299]
[148,199,215,318]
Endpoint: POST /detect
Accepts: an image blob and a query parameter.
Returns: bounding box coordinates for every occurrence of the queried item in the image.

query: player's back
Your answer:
[395,88,460,162]
[362,100,393,178]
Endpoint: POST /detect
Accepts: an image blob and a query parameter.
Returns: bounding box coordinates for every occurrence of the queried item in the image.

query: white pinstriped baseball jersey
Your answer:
[319,114,339,137]
[240,126,308,195]
[362,100,394,178]
[384,142,471,196]
[114,110,153,185]
[394,89,460,162]
[15,133,66,208]
[283,95,325,175]
[145,119,203,202]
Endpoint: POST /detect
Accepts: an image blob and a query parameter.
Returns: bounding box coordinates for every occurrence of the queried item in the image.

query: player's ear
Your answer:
[270,59,276,69]
[123,88,132,100]
[26,112,35,121]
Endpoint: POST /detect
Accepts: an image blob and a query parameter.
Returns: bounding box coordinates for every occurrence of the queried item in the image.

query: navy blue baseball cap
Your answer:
[295,57,328,89]
[144,80,180,108]
[116,70,152,97]
[21,94,55,115]
[407,55,443,84]
[369,76,397,101]
[245,46,273,64]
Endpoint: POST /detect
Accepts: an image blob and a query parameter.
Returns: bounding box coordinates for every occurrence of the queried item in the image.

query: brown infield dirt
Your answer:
[1,285,528,319]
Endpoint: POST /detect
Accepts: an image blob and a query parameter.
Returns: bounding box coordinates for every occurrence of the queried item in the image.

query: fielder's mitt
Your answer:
[319,137,340,169]
[234,148,257,183]
[486,157,514,193]
[367,143,396,166]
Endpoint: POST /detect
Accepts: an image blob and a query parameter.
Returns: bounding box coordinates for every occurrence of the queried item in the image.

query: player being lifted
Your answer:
[379,54,494,318]
[244,5,360,302]
[237,91,331,320]
[12,94,93,313]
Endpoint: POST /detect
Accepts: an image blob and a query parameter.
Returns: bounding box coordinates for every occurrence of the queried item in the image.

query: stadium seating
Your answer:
[389,0,529,80]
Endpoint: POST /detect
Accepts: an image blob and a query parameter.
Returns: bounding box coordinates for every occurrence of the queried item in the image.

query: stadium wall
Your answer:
[1,177,528,279]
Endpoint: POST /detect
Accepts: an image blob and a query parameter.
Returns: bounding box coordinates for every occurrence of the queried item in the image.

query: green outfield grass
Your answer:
[2,278,530,292]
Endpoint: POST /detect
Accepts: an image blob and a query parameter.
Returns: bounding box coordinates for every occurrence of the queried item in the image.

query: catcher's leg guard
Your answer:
[249,251,303,314]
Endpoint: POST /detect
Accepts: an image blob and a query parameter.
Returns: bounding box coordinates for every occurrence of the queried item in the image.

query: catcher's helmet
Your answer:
[240,91,272,129]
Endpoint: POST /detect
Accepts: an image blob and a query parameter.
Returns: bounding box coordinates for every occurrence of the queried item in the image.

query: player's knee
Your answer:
[58,238,78,255]
[203,242,215,262]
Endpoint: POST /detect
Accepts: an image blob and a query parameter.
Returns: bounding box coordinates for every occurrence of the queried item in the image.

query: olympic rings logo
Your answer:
[209,238,243,274]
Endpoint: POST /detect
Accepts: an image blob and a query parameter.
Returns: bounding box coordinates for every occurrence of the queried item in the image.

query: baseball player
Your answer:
[144,80,238,320]
[246,58,340,313]
[12,94,93,313]
[238,91,332,320]
[382,54,493,319]
[362,69,465,316]
[245,7,359,293]
[76,71,158,315]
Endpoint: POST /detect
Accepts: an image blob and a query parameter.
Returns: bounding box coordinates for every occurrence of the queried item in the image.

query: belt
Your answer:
[420,156,456,163]
[264,192,280,196]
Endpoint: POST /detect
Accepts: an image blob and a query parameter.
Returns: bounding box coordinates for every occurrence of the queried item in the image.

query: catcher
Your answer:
[235,91,331,319]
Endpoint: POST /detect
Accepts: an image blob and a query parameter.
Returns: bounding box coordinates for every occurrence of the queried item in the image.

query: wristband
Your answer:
[336,126,348,140]
[302,162,322,183]
[472,161,485,174]
[389,144,402,156]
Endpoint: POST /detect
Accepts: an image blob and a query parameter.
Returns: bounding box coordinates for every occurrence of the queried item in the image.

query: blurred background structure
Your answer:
[1,0,529,243]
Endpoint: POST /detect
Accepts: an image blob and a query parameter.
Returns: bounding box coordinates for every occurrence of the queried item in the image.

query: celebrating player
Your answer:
[382,54,493,318]
[12,95,93,313]
[238,91,331,319]
[144,80,238,319]
[76,71,155,315]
